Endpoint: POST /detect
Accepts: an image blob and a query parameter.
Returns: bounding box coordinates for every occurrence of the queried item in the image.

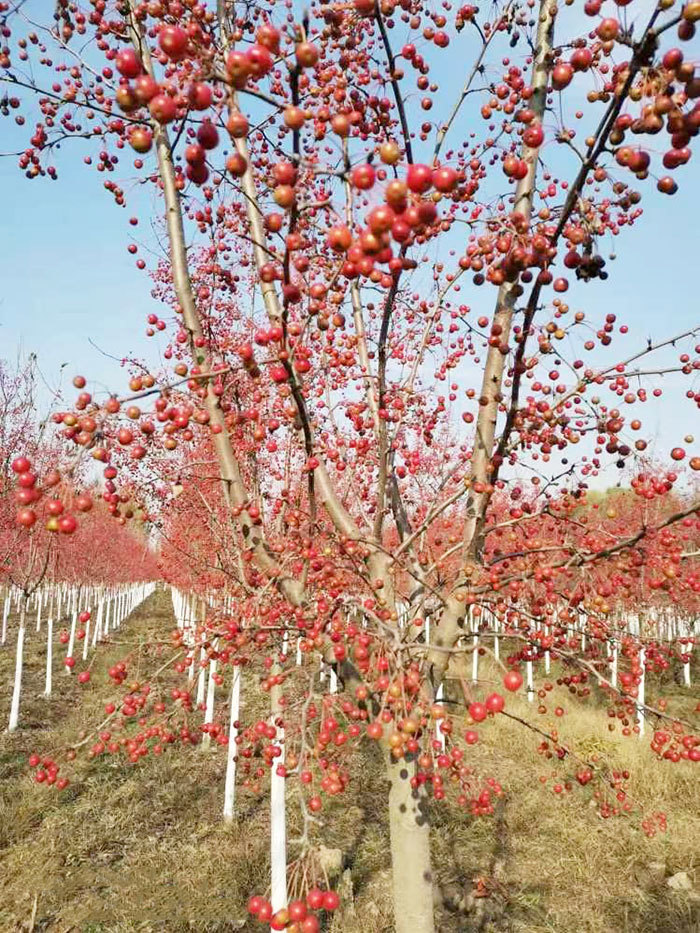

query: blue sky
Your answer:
[0,152,164,403]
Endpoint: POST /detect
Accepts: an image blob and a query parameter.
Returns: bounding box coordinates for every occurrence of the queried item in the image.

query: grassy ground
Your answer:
[0,591,698,932]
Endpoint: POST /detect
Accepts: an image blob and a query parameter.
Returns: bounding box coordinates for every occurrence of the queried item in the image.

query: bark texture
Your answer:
[387,753,435,933]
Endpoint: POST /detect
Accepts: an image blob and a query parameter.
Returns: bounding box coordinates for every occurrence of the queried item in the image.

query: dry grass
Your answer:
[430,669,700,933]
[0,593,698,932]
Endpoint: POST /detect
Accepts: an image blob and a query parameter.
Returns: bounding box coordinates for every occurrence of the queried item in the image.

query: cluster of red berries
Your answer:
[12,456,87,533]
[247,888,340,931]
[108,660,129,685]
[641,812,668,839]
[651,730,700,763]
[28,754,70,790]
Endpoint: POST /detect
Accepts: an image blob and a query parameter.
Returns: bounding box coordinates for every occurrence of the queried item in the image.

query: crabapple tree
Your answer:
[2,0,700,929]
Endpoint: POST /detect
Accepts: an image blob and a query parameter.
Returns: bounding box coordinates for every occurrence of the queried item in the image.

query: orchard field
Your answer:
[0,587,698,932]
[1,0,699,930]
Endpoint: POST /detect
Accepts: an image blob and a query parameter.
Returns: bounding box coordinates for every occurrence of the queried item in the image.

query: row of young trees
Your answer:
[1,0,699,928]
[2,579,156,732]
[0,356,160,736]
[0,355,158,586]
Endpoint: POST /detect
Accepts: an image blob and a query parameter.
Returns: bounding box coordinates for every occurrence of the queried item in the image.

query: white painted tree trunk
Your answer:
[92,599,103,647]
[526,659,534,702]
[682,625,692,687]
[387,752,435,933]
[637,647,646,738]
[223,667,241,823]
[66,609,77,673]
[610,641,618,688]
[8,601,26,732]
[196,646,207,706]
[269,682,287,913]
[202,644,218,750]
[44,614,53,695]
[82,616,90,661]
[1,593,9,646]
[435,683,446,751]
[470,609,479,683]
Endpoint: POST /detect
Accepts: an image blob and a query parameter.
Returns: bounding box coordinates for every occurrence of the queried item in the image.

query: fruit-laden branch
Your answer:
[465,500,700,597]
[553,647,698,730]
[422,0,557,692]
[121,5,375,692]
[223,99,361,545]
[343,140,381,442]
[499,323,700,466]
[425,0,683,694]
[461,0,556,563]
[125,7,304,606]
[374,259,405,543]
[491,7,671,479]
[213,4,362,549]
[375,1,413,164]
[214,14,405,617]
[432,5,506,161]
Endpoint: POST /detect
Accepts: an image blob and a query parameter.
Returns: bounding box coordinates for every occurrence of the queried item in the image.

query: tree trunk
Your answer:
[269,678,287,912]
[223,666,241,823]
[8,600,26,732]
[44,613,53,696]
[201,639,218,751]
[637,647,646,737]
[196,645,207,706]
[386,753,435,933]
[66,608,77,673]
[82,614,90,661]
[1,591,9,646]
